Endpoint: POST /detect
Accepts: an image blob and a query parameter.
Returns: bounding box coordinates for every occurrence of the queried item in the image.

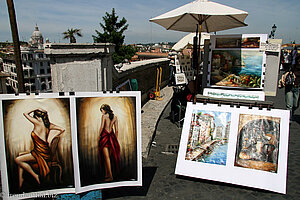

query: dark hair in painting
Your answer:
[100,104,114,120]
[33,110,50,128]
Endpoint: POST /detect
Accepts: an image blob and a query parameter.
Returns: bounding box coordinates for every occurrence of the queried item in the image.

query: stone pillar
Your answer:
[44,43,115,92]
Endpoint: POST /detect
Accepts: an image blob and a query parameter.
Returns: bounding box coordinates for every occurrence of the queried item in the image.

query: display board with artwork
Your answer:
[208,34,267,89]
[175,102,289,194]
[0,92,142,199]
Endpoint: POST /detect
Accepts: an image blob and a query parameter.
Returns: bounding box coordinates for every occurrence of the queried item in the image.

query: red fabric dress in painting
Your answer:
[98,129,121,172]
[30,131,51,177]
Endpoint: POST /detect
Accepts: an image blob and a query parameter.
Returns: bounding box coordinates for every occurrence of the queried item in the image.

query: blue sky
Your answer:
[0,0,299,44]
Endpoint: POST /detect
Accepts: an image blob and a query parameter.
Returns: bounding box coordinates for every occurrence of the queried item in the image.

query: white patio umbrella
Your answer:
[149,0,248,33]
[150,0,248,93]
[172,32,210,51]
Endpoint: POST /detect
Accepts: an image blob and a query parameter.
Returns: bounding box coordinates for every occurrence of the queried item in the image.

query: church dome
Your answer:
[29,25,44,47]
[32,26,43,38]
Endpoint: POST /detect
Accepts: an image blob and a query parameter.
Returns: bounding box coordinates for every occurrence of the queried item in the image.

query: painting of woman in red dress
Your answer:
[98,104,121,181]
[14,108,65,189]
[76,96,138,188]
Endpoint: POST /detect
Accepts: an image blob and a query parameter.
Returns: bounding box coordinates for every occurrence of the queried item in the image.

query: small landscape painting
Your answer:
[210,50,264,88]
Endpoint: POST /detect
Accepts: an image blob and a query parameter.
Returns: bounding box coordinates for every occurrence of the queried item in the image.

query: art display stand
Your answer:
[194,94,273,110]
[175,91,289,194]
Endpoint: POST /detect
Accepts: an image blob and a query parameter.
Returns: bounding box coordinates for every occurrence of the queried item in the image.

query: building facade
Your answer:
[2,25,51,93]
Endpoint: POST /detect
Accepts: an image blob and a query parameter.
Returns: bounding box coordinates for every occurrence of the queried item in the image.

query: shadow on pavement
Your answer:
[102,167,157,199]
[175,174,275,194]
[292,114,300,124]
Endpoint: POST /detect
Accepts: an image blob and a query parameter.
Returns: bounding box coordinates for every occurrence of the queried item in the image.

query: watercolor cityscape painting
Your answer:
[185,110,231,166]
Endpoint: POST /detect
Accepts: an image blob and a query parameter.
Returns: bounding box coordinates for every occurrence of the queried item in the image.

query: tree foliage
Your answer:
[93,8,136,64]
[62,28,82,43]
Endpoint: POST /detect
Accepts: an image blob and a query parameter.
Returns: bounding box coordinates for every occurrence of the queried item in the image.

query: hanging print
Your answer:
[0,96,74,198]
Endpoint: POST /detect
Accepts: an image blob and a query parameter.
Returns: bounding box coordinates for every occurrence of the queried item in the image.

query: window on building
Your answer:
[25,86,30,92]
[47,62,50,66]
[41,83,47,91]
[40,69,45,74]
[38,54,43,58]
[29,62,32,67]
[28,54,33,60]
[47,68,51,74]
[40,62,43,67]
[41,78,46,82]
[30,69,34,76]
[24,70,28,77]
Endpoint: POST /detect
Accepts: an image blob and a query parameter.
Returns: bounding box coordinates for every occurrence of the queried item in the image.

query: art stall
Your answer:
[175,34,289,194]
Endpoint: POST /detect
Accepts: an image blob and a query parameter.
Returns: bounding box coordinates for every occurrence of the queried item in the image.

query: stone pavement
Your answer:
[102,85,300,199]
[141,86,173,158]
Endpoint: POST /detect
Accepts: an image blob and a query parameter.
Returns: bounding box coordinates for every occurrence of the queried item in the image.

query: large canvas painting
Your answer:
[208,34,267,89]
[74,94,142,192]
[175,102,289,194]
[210,50,264,88]
[0,96,74,198]
[0,91,142,199]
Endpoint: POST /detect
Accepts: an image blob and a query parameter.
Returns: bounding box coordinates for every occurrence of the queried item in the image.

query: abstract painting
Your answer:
[235,114,280,173]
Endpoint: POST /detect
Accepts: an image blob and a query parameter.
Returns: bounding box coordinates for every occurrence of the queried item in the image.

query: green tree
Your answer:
[62,28,82,43]
[93,8,136,64]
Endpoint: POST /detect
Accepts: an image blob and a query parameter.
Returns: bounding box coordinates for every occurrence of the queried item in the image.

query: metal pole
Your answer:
[195,24,202,94]
[6,0,25,93]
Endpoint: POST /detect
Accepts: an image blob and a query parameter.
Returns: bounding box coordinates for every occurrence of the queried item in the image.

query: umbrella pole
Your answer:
[195,24,202,95]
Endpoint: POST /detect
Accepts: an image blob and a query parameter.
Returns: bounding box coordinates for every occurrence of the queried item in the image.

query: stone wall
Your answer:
[44,43,115,92]
[44,43,171,104]
[112,58,171,104]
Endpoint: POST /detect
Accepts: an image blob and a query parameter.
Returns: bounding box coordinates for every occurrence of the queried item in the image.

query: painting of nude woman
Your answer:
[1,98,74,195]
[76,96,138,189]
